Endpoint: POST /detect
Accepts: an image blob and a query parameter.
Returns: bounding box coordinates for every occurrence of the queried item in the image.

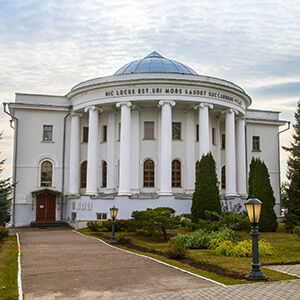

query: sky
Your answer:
[0,0,299,181]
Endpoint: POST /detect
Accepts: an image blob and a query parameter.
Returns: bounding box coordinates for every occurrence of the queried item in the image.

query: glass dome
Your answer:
[114,51,198,75]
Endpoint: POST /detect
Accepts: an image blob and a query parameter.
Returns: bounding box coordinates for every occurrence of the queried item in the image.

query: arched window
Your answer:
[143,159,155,187]
[172,160,181,187]
[41,161,52,187]
[221,166,226,189]
[195,160,199,182]
[80,161,87,188]
[102,161,107,188]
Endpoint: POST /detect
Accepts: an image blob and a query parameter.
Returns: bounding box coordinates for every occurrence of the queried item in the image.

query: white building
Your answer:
[3,52,288,227]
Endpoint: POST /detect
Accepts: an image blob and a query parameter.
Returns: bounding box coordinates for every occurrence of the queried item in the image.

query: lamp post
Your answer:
[245,198,267,281]
[109,205,118,244]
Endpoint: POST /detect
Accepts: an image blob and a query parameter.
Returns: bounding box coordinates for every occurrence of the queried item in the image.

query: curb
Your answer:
[16,233,23,300]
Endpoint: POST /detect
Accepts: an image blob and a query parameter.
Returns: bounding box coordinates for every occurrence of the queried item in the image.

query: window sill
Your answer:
[143,138,156,141]
[100,141,107,144]
[252,149,261,152]
[172,139,183,141]
[41,141,54,143]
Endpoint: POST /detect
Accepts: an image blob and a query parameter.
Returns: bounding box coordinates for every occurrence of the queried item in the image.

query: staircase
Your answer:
[30,221,65,228]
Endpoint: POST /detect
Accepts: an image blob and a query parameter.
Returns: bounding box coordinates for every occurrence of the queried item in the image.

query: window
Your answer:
[143,159,155,187]
[196,124,199,142]
[144,122,154,139]
[172,122,181,140]
[118,122,121,141]
[96,213,107,220]
[212,128,216,145]
[102,126,107,142]
[221,134,226,149]
[71,212,77,222]
[172,160,181,187]
[221,166,226,189]
[83,127,89,143]
[252,136,260,151]
[43,125,53,141]
[41,161,52,187]
[102,161,107,187]
[80,161,87,188]
[195,160,199,182]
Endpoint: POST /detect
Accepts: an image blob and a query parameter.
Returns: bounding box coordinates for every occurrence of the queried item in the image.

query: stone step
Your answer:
[30,221,65,228]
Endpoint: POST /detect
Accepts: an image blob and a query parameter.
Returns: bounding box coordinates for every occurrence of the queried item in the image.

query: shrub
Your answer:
[132,207,182,240]
[91,219,136,233]
[213,239,273,257]
[117,233,131,244]
[0,226,9,242]
[87,221,102,232]
[166,244,189,259]
[293,226,300,238]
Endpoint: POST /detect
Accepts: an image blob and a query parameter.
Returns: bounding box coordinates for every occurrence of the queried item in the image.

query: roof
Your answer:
[114,51,198,75]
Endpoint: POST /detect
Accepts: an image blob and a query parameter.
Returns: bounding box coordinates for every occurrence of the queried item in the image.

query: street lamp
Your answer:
[109,205,118,244]
[245,198,267,281]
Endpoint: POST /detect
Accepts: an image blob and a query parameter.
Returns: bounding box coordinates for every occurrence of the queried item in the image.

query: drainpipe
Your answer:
[278,121,291,214]
[61,106,72,221]
[3,103,18,227]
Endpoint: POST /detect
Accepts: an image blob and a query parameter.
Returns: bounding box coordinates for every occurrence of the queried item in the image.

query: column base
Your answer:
[118,191,132,196]
[245,269,267,281]
[85,191,98,196]
[225,193,238,199]
[159,191,173,196]
[68,192,80,196]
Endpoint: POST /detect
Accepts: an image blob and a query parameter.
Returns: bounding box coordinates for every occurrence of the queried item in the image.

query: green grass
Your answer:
[0,235,19,300]
[79,223,299,285]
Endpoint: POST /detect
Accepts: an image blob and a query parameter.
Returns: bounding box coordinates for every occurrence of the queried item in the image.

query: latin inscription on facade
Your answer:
[105,87,243,106]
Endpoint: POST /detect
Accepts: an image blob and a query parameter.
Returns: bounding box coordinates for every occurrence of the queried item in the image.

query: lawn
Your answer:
[79,223,300,285]
[0,234,19,300]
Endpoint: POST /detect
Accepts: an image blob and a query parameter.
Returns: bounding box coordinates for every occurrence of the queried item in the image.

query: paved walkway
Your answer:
[13,227,300,300]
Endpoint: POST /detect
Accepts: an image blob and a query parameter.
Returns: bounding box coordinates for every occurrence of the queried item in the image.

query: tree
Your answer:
[248,157,278,232]
[0,132,11,226]
[131,207,182,240]
[283,100,300,231]
[191,152,221,223]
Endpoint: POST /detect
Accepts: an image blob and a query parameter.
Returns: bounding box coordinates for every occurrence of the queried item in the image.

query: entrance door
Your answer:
[36,193,56,221]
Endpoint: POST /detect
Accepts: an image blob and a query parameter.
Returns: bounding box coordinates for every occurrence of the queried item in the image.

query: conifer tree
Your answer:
[248,157,278,232]
[0,132,11,226]
[283,100,300,231]
[191,152,221,223]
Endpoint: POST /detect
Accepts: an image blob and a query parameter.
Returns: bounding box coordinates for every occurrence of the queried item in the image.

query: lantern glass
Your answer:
[245,198,262,225]
[110,206,118,219]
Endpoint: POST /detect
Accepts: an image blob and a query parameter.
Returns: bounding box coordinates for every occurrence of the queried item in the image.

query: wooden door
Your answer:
[36,193,56,221]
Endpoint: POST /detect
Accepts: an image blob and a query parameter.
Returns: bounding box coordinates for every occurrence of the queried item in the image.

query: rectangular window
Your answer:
[102,125,107,142]
[144,121,154,139]
[96,213,107,220]
[212,128,216,145]
[83,127,89,143]
[252,136,260,151]
[43,125,53,141]
[196,124,199,142]
[221,134,226,149]
[118,122,121,141]
[172,122,181,140]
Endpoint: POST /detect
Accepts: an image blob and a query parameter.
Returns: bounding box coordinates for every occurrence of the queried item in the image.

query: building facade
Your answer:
[4,52,287,227]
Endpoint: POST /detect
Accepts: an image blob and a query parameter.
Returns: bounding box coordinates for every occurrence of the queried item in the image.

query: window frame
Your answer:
[43,125,53,142]
[172,122,182,140]
[172,159,181,187]
[221,134,226,149]
[143,159,155,187]
[252,136,261,151]
[102,125,107,142]
[102,160,107,188]
[40,160,53,187]
[80,161,87,189]
[83,127,89,143]
[221,166,226,189]
[196,124,199,142]
[212,127,216,145]
[144,121,155,140]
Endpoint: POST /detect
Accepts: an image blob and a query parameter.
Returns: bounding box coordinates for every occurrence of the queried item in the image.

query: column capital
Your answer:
[71,112,82,118]
[116,101,132,108]
[194,102,213,110]
[84,105,103,113]
[222,108,238,115]
[236,115,246,121]
[158,100,176,108]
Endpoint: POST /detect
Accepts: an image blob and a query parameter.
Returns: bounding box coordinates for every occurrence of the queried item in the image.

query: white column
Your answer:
[185,109,195,193]
[116,101,132,195]
[85,106,101,195]
[106,111,116,193]
[236,117,247,197]
[131,108,140,194]
[225,109,237,197]
[68,113,81,195]
[196,103,213,159]
[158,100,175,195]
